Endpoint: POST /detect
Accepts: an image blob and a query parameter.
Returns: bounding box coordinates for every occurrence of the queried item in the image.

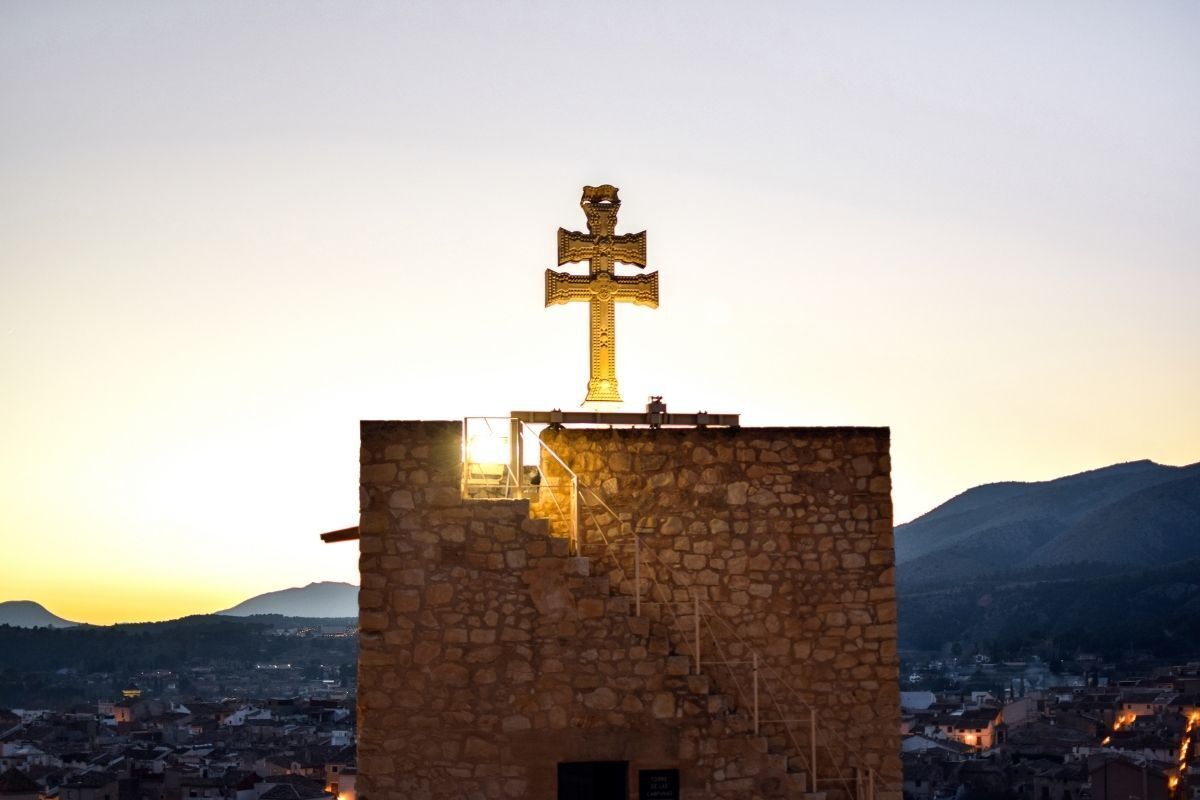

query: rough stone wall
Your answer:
[536,427,901,791]
[356,421,900,800]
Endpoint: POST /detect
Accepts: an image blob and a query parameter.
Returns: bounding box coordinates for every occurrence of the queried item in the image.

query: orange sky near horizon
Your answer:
[2,2,1198,625]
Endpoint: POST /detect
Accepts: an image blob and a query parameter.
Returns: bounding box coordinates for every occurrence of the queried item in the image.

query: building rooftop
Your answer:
[0,768,41,796]
[61,771,117,789]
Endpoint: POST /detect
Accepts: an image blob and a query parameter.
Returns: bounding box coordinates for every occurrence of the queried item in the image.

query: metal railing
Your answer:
[459,416,893,799]
[461,416,580,551]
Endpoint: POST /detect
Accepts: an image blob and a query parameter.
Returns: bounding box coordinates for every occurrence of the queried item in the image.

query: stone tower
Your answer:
[353,420,900,800]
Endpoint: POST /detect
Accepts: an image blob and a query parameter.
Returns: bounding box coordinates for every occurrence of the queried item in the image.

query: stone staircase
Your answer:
[510,505,831,800]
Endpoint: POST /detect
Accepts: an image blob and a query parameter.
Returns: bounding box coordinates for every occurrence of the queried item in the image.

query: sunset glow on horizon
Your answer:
[2,2,1198,625]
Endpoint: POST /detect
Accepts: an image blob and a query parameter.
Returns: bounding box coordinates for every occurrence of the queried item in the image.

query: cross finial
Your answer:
[545,185,659,404]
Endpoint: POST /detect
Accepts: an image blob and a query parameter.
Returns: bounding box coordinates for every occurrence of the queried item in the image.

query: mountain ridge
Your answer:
[896,459,1200,656]
[0,600,78,628]
[902,460,1166,530]
[217,581,358,618]
[2,583,360,627]
[896,460,1200,585]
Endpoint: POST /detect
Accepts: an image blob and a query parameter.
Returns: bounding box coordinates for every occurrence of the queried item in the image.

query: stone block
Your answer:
[577,597,605,619]
[652,692,676,718]
[412,641,440,665]
[388,489,415,509]
[427,583,454,605]
[362,463,398,483]
[359,611,389,631]
[666,655,691,676]
[563,557,590,576]
[608,452,631,471]
[583,687,618,710]
[464,736,498,760]
[426,486,461,507]
[660,516,685,535]
[431,663,469,687]
[501,715,531,731]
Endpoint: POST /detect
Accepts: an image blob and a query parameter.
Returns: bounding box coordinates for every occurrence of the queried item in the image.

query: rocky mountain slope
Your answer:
[896,460,1200,657]
[896,460,1200,587]
[217,581,358,618]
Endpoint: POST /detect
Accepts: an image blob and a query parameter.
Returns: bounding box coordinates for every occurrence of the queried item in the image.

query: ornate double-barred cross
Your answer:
[545,185,659,403]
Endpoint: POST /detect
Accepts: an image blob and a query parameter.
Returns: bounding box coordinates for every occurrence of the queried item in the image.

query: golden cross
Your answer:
[545,185,659,403]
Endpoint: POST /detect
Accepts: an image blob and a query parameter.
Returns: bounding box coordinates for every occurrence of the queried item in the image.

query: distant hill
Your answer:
[896,460,1200,587]
[1026,473,1200,567]
[0,613,357,709]
[217,582,358,618]
[0,600,78,628]
[896,459,1200,658]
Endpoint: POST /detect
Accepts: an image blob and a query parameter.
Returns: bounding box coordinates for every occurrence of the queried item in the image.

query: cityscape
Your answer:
[4,624,1200,799]
[3,3,1197,799]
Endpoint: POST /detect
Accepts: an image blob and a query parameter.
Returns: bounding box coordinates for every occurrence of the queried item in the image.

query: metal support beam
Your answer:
[570,474,579,555]
[511,409,739,428]
[753,653,760,735]
[509,416,523,496]
[320,527,359,543]
[811,708,818,788]
[634,537,641,617]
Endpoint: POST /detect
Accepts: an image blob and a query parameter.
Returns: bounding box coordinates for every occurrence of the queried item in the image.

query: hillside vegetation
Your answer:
[896,460,1200,659]
[0,614,357,708]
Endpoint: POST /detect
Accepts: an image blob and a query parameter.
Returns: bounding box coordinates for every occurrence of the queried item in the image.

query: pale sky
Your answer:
[2,2,1197,625]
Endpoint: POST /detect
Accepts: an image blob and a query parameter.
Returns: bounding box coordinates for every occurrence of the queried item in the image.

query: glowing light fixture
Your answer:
[466,432,510,465]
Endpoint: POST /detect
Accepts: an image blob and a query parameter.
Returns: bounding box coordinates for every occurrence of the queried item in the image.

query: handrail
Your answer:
[577,482,859,782]
[460,417,895,797]
[580,505,853,792]
[571,440,891,797]
[531,430,575,475]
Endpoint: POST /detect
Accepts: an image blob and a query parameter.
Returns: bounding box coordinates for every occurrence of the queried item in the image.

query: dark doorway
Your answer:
[557,761,629,800]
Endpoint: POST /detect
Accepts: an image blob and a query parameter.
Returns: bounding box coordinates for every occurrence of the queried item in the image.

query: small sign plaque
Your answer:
[638,769,679,800]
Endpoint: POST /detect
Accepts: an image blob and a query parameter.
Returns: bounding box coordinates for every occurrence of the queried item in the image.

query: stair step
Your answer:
[606,595,631,615]
[563,556,590,576]
[665,655,691,676]
[520,517,551,537]
[724,715,754,735]
[787,755,810,773]
[786,770,809,793]
[525,509,831,800]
